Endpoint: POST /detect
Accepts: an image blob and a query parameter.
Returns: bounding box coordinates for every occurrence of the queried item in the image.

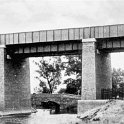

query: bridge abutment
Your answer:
[78,38,112,114]
[0,46,31,116]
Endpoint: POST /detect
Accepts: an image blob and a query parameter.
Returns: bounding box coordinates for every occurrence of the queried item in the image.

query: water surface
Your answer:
[0,109,51,124]
[0,109,79,124]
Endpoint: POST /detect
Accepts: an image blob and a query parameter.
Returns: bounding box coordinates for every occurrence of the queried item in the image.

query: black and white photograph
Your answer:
[0,0,124,123]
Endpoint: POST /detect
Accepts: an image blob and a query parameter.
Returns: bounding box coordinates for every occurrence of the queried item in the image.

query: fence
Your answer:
[101,88,124,99]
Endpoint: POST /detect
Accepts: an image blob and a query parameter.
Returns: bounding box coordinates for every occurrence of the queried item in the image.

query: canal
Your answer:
[0,109,79,124]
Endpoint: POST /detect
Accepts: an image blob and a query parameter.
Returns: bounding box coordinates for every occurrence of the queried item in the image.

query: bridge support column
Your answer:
[78,38,112,114]
[0,46,31,116]
[81,38,112,100]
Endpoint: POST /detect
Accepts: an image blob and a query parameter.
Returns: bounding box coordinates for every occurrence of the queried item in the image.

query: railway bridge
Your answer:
[0,24,124,115]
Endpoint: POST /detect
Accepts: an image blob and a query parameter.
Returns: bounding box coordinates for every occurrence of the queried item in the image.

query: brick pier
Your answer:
[0,46,31,115]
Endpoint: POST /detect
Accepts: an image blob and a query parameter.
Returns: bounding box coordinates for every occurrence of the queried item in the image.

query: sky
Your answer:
[0,0,124,33]
[0,0,124,92]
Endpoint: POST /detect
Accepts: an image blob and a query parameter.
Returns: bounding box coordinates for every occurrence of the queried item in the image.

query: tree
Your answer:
[63,55,82,78]
[112,68,124,89]
[63,55,82,94]
[34,57,62,94]
[65,78,81,95]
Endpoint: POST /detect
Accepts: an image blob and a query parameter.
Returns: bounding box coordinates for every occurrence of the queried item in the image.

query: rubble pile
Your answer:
[79,100,124,123]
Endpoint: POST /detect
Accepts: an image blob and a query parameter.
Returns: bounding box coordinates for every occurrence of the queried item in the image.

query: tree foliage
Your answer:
[34,55,82,95]
[112,68,124,89]
[34,57,62,93]
[64,78,81,95]
[63,55,82,78]
[63,55,82,94]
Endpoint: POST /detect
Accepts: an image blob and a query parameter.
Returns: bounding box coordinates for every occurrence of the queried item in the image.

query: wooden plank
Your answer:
[98,26,104,38]
[65,43,72,51]
[90,27,95,38]
[33,31,40,43]
[6,34,10,44]
[14,33,18,44]
[54,29,61,41]
[103,26,110,38]
[110,25,118,37]
[95,27,99,38]
[51,44,57,51]
[74,28,79,40]
[0,35,5,45]
[69,28,74,40]
[47,30,53,41]
[9,34,14,44]
[62,29,68,40]
[19,33,26,44]
[40,31,47,42]
[84,27,90,39]
[79,28,84,39]
[26,32,32,43]
[118,25,124,37]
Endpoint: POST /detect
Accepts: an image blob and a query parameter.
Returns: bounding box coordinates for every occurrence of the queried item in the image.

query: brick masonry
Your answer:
[81,39,112,100]
[0,47,31,115]
[31,93,81,110]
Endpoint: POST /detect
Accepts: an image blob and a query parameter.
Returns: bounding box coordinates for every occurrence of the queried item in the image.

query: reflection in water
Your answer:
[0,109,50,124]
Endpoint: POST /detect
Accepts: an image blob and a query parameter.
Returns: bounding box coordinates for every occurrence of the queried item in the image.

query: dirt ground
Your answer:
[78,100,124,124]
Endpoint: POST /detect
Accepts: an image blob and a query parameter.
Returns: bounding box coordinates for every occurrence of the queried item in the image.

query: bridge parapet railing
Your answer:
[2,24,124,45]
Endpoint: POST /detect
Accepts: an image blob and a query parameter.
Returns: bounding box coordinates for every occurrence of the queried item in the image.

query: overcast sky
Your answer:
[0,0,124,33]
[1,0,124,92]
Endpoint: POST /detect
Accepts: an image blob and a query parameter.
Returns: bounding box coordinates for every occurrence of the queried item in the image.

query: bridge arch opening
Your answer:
[39,101,60,114]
